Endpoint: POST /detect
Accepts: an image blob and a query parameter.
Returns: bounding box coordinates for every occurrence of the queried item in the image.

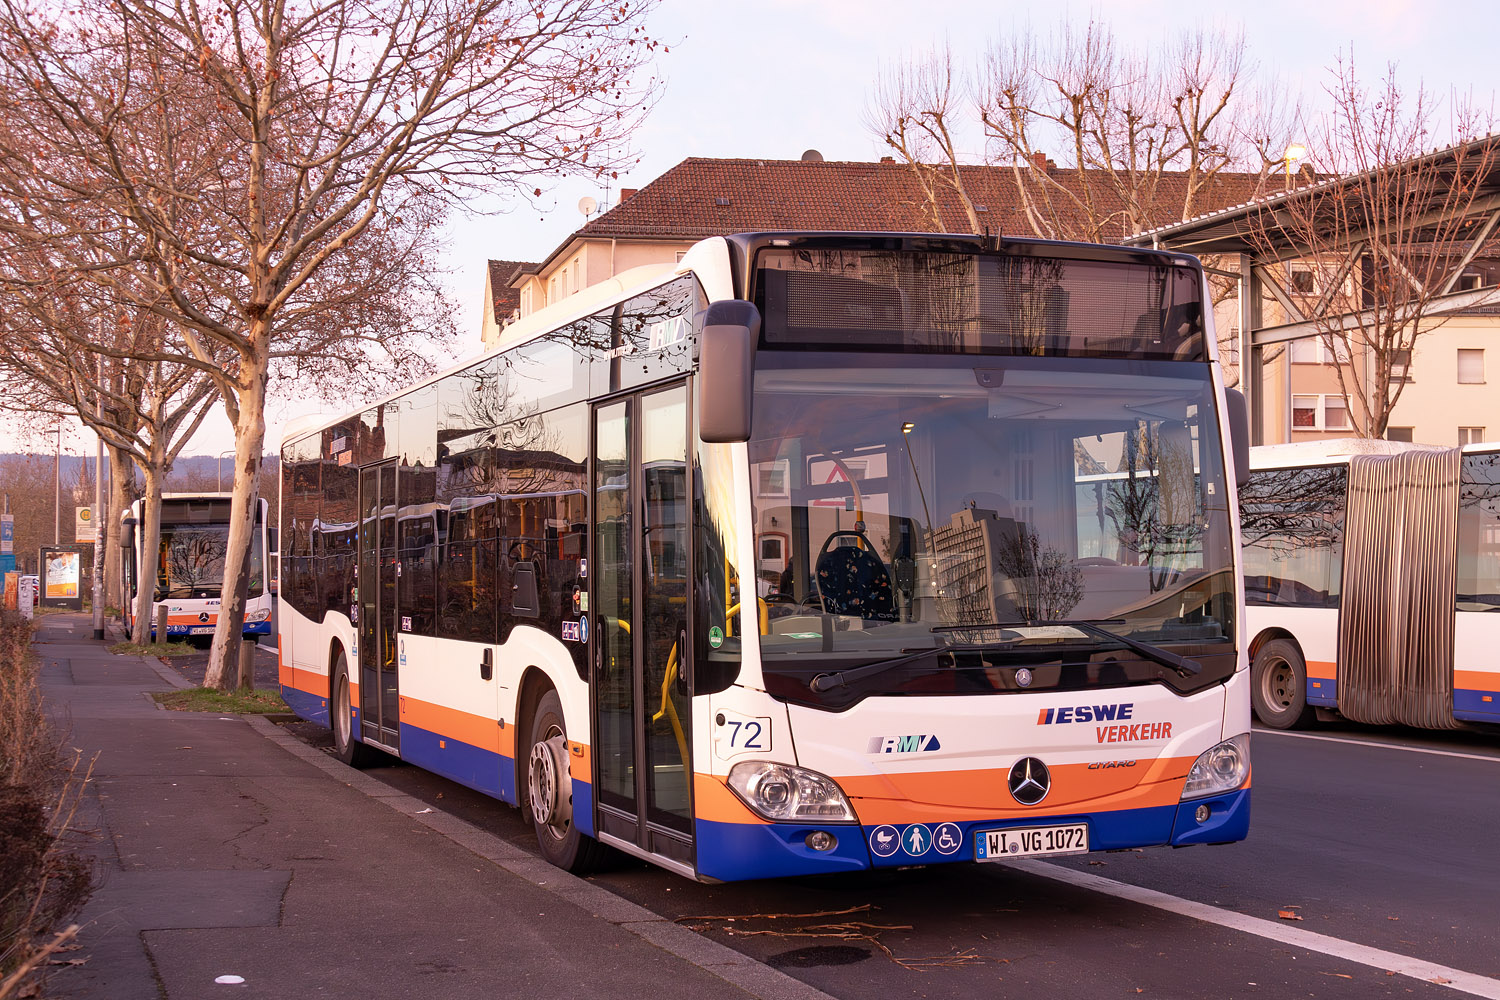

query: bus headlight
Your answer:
[246,609,271,623]
[1181,734,1250,800]
[726,761,858,824]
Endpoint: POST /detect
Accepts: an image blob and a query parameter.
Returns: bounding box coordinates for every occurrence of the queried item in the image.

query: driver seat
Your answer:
[815,531,896,622]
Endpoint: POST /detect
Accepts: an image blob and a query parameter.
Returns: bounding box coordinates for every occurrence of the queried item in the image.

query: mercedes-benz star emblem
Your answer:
[1008,757,1051,805]
[1014,667,1033,688]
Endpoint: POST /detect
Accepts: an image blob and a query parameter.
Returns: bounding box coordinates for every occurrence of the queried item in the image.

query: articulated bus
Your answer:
[122,493,276,642]
[277,232,1252,881]
[1241,439,1500,730]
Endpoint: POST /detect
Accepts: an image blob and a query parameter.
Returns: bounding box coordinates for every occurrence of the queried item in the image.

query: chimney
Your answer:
[880,156,895,164]
[619,188,637,202]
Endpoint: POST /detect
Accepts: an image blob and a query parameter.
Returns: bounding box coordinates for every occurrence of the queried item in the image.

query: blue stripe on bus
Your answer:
[280,684,330,727]
[694,789,1251,882]
[1454,688,1500,723]
[399,722,517,803]
[1307,678,1337,706]
[694,818,874,881]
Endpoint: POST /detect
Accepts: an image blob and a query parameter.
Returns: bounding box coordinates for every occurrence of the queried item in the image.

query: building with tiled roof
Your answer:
[482,153,1276,349]
[480,259,535,346]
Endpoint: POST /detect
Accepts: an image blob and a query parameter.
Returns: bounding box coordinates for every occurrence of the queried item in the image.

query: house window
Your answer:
[1293,395,1318,428]
[1391,348,1413,382]
[1457,272,1482,291]
[1324,397,1350,431]
[759,536,784,564]
[1460,427,1487,446]
[1387,426,1414,443]
[1293,394,1353,431]
[1459,349,1485,384]
[757,460,788,497]
[1290,338,1319,364]
[1222,330,1240,366]
[571,257,581,293]
[1290,267,1317,294]
[1291,336,1350,365]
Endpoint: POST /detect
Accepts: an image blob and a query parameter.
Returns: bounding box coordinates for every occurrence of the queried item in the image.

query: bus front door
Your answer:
[592,384,694,869]
[358,462,401,752]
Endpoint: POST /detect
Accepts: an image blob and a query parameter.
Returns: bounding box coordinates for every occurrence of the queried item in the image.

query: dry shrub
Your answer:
[0,613,95,999]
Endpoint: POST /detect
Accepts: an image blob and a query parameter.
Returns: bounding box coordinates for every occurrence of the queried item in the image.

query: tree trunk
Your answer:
[205,361,268,690]
[104,445,132,613]
[130,468,163,645]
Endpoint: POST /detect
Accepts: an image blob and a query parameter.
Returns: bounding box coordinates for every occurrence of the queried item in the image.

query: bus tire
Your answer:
[331,651,380,768]
[1251,638,1316,730]
[525,689,607,874]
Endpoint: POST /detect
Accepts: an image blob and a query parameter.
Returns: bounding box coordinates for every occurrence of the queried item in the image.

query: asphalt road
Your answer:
[278,717,1500,999]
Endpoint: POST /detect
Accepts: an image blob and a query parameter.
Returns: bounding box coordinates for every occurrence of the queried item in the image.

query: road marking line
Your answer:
[1255,728,1500,763]
[1009,860,1500,999]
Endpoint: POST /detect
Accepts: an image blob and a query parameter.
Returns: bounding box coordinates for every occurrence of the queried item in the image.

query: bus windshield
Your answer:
[155,522,264,600]
[747,352,1236,703]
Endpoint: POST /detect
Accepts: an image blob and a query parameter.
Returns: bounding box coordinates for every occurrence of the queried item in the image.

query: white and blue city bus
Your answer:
[278,232,1251,881]
[121,493,275,642]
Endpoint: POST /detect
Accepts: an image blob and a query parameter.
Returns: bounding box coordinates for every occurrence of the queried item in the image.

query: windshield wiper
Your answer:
[932,619,1202,676]
[809,646,961,694]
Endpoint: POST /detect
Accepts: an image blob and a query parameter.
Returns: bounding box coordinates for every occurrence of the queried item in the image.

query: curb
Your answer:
[243,715,840,1000]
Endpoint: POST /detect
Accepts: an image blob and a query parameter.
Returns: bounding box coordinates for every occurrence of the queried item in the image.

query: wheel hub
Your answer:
[528,734,572,829]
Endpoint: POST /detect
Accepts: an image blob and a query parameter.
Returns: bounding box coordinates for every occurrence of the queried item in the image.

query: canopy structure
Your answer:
[1124,137,1500,442]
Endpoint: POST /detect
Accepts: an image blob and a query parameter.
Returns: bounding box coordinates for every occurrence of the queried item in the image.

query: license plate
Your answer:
[190,626,215,635]
[976,823,1089,860]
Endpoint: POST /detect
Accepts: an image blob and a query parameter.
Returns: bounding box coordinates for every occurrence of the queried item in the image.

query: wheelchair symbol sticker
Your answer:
[933,822,962,855]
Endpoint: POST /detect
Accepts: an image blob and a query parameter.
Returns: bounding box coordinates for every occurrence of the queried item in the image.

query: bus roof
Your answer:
[1250,438,1445,469]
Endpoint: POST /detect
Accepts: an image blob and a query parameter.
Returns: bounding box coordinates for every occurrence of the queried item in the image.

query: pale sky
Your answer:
[5,0,1493,461]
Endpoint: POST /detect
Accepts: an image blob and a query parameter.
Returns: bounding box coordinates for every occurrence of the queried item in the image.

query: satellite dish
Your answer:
[578,196,598,217]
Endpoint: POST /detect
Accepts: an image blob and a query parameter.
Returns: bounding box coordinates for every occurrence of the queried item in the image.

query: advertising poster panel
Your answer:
[40,546,85,610]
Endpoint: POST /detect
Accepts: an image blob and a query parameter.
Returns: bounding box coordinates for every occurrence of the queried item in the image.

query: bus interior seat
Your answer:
[815,530,896,622]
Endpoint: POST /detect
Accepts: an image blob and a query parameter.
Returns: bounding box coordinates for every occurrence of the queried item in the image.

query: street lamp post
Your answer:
[1283,143,1308,191]
[53,423,61,544]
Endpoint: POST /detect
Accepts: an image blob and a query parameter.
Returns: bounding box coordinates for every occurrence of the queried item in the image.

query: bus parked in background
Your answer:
[122,493,276,643]
[1240,439,1500,730]
[278,231,1251,882]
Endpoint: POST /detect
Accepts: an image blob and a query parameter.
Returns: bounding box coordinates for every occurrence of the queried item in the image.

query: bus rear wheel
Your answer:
[1251,638,1316,730]
[331,651,380,767]
[525,689,607,874]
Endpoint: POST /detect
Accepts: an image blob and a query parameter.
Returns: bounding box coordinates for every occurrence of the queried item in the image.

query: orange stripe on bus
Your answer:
[281,666,328,699]
[1306,660,1337,679]
[694,773,770,826]
[398,695,511,756]
[1455,669,1499,691]
[836,756,1205,825]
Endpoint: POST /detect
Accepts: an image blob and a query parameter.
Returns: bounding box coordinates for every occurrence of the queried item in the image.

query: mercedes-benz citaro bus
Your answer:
[122,493,275,643]
[276,232,1252,881]
[1241,438,1500,730]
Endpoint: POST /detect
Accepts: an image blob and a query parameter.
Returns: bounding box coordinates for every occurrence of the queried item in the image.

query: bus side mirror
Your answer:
[698,300,760,443]
[1225,389,1250,486]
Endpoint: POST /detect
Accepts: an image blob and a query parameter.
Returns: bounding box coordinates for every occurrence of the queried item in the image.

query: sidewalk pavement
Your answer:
[33,613,833,1000]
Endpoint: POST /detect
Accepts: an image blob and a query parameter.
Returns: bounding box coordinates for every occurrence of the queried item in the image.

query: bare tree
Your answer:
[0,286,221,642]
[0,0,661,687]
[866,42,983,234]
[1249,59,1500,437]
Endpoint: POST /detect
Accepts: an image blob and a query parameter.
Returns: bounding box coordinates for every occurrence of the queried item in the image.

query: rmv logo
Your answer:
[867,735,943,754]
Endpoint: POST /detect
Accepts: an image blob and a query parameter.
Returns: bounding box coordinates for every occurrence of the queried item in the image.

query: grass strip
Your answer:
[152,687,290,714]
[108,640,199,657]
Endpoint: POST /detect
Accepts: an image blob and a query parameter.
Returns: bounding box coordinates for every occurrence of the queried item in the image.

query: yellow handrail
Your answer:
[723,597,770,637]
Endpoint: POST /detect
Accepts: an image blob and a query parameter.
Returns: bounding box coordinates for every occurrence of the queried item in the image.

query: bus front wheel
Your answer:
[525,689,607,874]
[331,652,380,767]
[1251,638,1316,730]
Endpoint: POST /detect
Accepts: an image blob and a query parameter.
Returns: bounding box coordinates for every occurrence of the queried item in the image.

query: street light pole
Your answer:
[92,354,105,640]
[54,423,61,544]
